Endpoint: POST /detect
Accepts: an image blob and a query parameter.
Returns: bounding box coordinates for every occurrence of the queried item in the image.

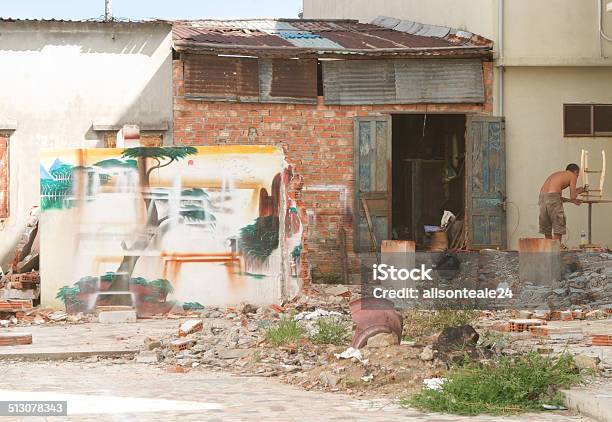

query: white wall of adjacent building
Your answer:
[0,20,173,268]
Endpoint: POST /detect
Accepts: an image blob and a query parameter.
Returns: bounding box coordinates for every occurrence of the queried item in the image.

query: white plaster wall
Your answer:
[504,67,612,249]
[0,21,173,268]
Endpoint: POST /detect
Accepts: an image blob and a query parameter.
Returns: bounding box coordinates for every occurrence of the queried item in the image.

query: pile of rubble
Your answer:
[0,208,41,317]
[476,309,612,375]
[505,251,612,310]
[138,285,355,374]
[0,308,94,328]
[127,286,511,397]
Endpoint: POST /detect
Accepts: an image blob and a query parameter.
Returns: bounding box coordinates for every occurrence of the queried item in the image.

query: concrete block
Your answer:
[135,350,159,363]
[518,238,561,285]
[98,310,136,324]
[563,387,612,422]
[217,348,249,359]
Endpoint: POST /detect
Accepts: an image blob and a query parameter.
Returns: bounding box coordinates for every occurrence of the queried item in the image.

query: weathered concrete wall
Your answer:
[0,21,173,270]
[173,59,494,279]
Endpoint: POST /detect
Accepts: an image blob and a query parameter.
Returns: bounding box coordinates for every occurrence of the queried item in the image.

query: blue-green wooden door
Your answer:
[353,116,392,252]
[466,116,507,249]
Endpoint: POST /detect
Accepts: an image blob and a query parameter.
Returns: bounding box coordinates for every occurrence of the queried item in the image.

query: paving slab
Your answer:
[0,361,595,422]
[0,319,184,360]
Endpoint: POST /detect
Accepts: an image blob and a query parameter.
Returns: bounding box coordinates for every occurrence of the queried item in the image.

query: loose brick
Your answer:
[178,319,203,337]
[0,332,32,346]
[170,338,195,352]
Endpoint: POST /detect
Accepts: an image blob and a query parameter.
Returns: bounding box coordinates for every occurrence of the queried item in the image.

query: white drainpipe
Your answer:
[498,0,505,116]
[599,0,612,58]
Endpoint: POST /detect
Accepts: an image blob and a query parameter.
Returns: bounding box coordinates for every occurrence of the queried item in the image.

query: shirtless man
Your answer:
[539,163,587,241]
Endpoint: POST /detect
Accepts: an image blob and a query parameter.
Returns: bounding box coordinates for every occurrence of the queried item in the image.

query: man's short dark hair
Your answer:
[566,163,580,173]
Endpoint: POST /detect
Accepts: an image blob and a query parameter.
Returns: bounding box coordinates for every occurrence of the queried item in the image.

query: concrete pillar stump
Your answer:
[518,238,561,285]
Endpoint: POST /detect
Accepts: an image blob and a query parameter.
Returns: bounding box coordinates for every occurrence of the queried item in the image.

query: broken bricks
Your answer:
[170,338,195,352]
[590,334,612,346]
[178,319,203,337]
[0,299,33,312]
[508,318,546,333]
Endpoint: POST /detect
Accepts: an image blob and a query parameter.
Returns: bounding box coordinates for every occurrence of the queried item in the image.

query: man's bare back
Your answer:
[540,169,585,204]
[540,170,574,194]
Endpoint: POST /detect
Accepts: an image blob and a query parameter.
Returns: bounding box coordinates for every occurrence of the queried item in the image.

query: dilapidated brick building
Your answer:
[170,18,497,283]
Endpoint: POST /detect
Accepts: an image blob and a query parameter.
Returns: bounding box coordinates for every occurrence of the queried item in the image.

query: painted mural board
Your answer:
[40,145,302,313]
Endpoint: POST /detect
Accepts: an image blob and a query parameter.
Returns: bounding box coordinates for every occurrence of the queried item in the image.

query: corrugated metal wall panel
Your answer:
[323,60,396,105]
[184,55,259,102]
[394,59,484,103]
[323,59,484,105]
[258,59,317,103]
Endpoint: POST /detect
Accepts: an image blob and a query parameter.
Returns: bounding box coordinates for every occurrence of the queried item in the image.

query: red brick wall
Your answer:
[173,60,493,284]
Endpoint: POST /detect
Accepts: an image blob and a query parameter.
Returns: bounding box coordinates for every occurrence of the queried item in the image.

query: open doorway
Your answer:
[392,114,466,249]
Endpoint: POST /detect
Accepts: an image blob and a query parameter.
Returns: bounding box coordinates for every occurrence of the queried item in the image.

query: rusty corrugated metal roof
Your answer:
[171,17,492,57]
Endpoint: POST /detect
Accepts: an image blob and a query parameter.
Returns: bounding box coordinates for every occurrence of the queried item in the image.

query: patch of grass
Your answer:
[311,317,350,345]
[265,317,305,346]
[401,352,582,415]
[343,378,362,388]
[403,310,480,339]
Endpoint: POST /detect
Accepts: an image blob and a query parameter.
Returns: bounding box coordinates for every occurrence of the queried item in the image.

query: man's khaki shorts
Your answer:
[538,193,566,235]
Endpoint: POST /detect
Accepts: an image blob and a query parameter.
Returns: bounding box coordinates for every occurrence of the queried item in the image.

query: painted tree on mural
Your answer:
[110,146,216,293]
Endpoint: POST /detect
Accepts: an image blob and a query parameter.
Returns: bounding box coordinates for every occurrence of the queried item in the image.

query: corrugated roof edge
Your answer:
[173,42,492,60]
[371,16,493,48]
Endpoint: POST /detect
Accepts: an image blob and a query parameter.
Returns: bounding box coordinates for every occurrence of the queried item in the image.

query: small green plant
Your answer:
[265,317,305,346]
[402,352,582,415]
[311,317,350,345]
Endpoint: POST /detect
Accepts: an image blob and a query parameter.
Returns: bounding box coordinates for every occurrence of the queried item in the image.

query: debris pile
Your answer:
[0,307,92,327]
[0,208,41,318]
